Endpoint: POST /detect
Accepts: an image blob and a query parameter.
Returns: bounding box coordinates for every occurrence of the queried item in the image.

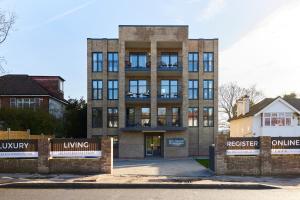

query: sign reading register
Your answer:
[226,138,260,156]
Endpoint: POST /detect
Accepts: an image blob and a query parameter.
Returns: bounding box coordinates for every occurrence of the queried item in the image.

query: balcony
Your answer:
[157,84,182,103]
[125,85,151,103]
[157,114,181,128]
[157,55,182,76]
[125,55,151,76]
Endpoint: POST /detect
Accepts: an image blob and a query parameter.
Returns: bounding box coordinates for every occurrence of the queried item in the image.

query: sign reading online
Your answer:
[226,138,260,156]
[0,139,38,158]
[271,137,300,155]
[50,139,101,158]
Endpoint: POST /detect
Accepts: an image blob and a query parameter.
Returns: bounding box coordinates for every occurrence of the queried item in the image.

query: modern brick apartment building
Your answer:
[87,25,218,158]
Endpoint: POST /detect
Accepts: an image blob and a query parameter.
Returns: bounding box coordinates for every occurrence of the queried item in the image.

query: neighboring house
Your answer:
[229,96,300,137]
[87,25,218,158]
[0,74,68,118]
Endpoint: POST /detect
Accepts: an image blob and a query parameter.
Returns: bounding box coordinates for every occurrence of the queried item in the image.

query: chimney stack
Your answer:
[237,95,250,116]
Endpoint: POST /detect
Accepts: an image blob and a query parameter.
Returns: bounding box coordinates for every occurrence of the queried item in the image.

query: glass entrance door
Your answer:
[145,135,162,157]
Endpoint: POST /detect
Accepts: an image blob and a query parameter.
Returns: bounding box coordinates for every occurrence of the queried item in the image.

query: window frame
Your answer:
[160,80,179,99]
[188,52,199,72]
[203,107,214,127]
[188,107,199,127]
[108,52,119,72]
[92,80,103,100]
[129,53,147,68]
[92,107,103,128]
[188,80,199,100]
[107,107,119,128]
[92,52,103,72]
[108,80,119,100]
[203,80,214,100]
[203,52,214,72]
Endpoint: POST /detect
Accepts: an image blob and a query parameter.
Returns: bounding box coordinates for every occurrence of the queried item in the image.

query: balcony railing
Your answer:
[157,85,181,99]
[125,55,151,71]
[157,114,181,127]
[125,85,151,100]
[126,117,151,127]
[157,55,182,71]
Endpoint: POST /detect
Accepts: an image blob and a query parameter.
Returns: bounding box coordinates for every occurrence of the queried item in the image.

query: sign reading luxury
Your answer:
[50,138,101,158]
[226,137,260,155]
[0,139,38,158]
[271,137,300,155]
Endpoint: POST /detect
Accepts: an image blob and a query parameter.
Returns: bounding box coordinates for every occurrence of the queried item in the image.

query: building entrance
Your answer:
[145,135,163,157]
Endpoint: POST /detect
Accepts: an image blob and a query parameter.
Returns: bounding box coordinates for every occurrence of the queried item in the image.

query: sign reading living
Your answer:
[50,138,101,158]
[0,139,38,158]
[271,137,300,155]
[226,138,260,155]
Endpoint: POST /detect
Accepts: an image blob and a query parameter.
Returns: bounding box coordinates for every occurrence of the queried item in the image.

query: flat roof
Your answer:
[119,25,188,27]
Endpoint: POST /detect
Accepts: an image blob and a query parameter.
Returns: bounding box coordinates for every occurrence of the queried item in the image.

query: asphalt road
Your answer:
[1,189,300,200]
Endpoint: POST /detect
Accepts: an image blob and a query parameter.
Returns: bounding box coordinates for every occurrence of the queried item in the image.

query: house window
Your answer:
[158,107,167,126]
[172,108,180,127]
[92,52,102,72]
[126,108,135,127]
[92,80,103,100]
[92,108,102,128]
[203,80,214,100]
[264,112,292,126]
[10,98,42,109]
[160,80,179,98]
[189,80,198,99]
[141,107,151,127]
[108,52,118,72]
[188,107,198,127]
[160,53,178,69]
[129,80,149,98]
[129,53,147,68]
[107,108,118,128]
[203,107,214,127]
[108,80,118,100]
[188,52,198,72]
[203,52,214,72]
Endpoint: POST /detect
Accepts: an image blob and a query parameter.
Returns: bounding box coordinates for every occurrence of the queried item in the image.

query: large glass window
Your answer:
[129,53,147,68]
[92,52,102,72]
[157,107,167,126]
[108,80,118,100]
[203,107,214,127]
[108,108,118,128]
[264,112,292,126]
[203,80,214,100]
[160,80,179,98]
[172,108,180,127]
[160,53,178,68]
[10,98,43,109]
[188,52,199,72]
[108,52,118,72]
[141,107,151,127]
[188,107,198,127]
[129,80,149,98]
[189,80,198,99]
[126,108,135,127]
[203,52,214,72]
[92,108,103,128]
[92,80,102,100]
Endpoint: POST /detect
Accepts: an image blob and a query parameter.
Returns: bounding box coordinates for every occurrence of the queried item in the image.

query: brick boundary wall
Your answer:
[215,135,300,176]
[0,137,113,174]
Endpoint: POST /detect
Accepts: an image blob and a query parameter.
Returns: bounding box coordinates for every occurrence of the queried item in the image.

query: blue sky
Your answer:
[0,0,297,98]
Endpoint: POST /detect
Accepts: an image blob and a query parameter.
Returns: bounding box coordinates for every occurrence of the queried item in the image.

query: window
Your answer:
[158,107,167,126]
[141,107,151,127]
[126,108,135,127]
[58,80,64,92]
[129,53,147,68]
[203,107,214,127]
[203,52,214,72]
[160,53,178,68]
[172,108,180,127]
[188,52,198,72]
[10,98,42,109]
[203,80,214,100]
[129,80,149,98]
[92,80,103,100]
[160,80,179,98]
[108,52,118,72]
[92,52,102,72]
[188,107,198,127]
[108,80,118,100]
[189,80,198,99]
[92,108,103,128]
[108,108,118,128]
[264,112,292,126]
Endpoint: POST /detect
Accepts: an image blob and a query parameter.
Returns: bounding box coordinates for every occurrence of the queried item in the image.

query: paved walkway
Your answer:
[113,158,212,177]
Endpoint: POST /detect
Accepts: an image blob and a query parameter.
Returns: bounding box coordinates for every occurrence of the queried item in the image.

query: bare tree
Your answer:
[219,82,264,120]
[0,10,16,73]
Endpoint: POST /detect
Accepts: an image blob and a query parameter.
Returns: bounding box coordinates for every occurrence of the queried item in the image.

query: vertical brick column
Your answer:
[37,139,50,174]
[100,137,113,174]
[102,40,108,135]
[118,41,126,128]
[260,136,272,176]
[181,40,189,127]
[215,135,227,175]
[150,41,157,127]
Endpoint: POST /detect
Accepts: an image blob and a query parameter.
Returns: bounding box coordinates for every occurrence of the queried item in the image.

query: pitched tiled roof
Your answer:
[0,74,67,103]
[229,97,300,121]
